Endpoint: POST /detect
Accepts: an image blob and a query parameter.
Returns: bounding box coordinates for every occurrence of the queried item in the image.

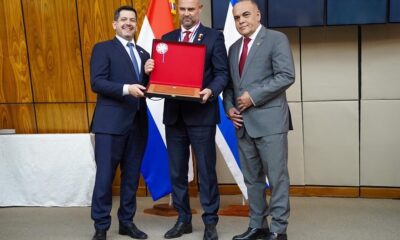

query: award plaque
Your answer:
[145,39,206,101]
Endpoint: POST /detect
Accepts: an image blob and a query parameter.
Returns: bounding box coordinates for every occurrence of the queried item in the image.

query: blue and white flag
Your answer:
[223,0,242,52]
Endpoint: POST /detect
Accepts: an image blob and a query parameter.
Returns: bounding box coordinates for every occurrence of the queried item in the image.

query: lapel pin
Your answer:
[197,33,204,42]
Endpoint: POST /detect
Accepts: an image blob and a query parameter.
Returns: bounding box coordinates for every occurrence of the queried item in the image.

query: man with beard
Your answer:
[90,5,149,240]
[144,0,229,239]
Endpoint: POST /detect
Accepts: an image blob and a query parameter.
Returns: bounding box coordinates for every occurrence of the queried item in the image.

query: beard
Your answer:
[180,16,196,29]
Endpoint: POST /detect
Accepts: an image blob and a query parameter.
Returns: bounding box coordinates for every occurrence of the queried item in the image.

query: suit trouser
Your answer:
[238,130,290,234]
[166,122,220,225]
[91,118,147,230]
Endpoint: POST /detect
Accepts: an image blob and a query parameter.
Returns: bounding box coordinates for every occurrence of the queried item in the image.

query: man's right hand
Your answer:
[144,59,154,75]
[128,84,146,98]
[228,107,244,128]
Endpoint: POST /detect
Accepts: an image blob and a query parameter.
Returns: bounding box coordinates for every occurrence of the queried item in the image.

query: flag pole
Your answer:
[218,194,249,217]
[143,193,178,216]
[143,149,198,216]
[139,0,179,217]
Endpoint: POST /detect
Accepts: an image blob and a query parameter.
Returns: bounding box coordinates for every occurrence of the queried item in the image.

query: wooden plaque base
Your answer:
[146,84,201,101]
[143,203,198,217]
[218,204,249,217]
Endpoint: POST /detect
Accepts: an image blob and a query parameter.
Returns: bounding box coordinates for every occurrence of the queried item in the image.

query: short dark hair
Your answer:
[114,5,137,21]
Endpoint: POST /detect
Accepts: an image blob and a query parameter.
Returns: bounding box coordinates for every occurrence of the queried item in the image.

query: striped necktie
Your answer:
[127,42,140,82]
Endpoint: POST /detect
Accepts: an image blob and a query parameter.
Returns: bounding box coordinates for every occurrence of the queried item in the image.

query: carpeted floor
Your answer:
[1,195,399,240]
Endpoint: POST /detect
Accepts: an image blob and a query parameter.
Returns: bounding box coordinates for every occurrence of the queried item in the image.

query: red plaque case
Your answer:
[145,39,206,101]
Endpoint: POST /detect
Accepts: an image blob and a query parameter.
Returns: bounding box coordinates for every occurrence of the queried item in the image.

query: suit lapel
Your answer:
[231,40,241,82]
[136,46,148,81]
[112,38,144,83]
[112,38,137,81]
[240,27,267,86]
[173,30,181,41]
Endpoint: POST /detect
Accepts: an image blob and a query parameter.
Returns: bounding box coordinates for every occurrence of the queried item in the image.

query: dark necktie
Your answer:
[127,42,140,82]
[182,31,191,42]
[239,37,251,77]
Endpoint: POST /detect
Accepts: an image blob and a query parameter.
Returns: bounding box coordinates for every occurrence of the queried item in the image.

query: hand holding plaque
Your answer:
[145,39,206,101]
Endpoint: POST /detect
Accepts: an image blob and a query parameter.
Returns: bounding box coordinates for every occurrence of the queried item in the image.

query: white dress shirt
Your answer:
[115,35,142,96]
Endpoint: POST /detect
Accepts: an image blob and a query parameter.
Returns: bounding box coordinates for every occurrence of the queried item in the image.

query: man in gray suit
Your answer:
[223,1,295,240]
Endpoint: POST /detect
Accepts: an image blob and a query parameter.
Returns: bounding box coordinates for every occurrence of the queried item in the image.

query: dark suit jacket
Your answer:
[90,37,150,135]
[161,24,229,126]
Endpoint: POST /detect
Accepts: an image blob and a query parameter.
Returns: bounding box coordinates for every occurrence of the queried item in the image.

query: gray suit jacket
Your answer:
[223,26,295,138]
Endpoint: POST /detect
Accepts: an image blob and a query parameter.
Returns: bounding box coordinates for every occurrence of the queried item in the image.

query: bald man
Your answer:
[223,1,295,240]
[145,0,228,239]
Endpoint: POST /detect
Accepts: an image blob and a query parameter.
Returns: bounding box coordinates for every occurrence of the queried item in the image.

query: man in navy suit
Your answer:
[90,6,150,240]
[145,0,228,239]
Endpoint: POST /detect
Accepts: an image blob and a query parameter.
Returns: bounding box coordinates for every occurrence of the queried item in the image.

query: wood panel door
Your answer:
[22,0,85,103]
[0,104,37,133]
[0,0,32,103]
[35,103,89,133]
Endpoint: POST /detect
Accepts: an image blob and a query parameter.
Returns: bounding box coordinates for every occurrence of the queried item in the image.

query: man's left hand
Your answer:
[199,88,213,104]
[144,59,154,75]
[237,91,253,112]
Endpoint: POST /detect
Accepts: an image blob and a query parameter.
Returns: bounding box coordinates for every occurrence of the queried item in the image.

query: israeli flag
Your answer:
[223,0,242,52]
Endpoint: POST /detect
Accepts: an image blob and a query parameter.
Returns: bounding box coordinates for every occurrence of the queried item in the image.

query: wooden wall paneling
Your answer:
[22,0,85,103]
[0,104,37,133]
[303,186,359,198]
[0,0,32,103]
[360,187,400,199]
[77,0,133,102]
[35,103,88,133]
[216,185,400,199]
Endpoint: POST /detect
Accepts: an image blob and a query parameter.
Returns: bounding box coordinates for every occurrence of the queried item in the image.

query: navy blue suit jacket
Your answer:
[162,24,229,126]
[90,37,150,135]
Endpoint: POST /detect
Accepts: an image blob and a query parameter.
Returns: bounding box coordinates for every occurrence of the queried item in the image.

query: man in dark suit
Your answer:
[223,1,295,240]
[145,0,228,239]
[90,6,150,240]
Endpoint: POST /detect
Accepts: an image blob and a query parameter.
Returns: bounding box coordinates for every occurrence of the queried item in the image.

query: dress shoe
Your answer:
[203,224,218,240]
[265,232,287,240]
[119,222,148,239]
[232,227,269,240]
[92,229,106,240]
[164,221,192,239]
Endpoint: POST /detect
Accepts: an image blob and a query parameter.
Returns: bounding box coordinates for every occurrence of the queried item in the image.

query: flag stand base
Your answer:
[144,203,197,217]
[218,204,249,217]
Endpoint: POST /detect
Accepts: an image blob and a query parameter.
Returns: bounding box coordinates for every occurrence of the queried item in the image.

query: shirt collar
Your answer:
[245,24,262,41]
[116,35,136,47]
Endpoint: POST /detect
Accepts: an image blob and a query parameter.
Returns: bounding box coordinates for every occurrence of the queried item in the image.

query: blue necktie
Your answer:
[127,42,140,82]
